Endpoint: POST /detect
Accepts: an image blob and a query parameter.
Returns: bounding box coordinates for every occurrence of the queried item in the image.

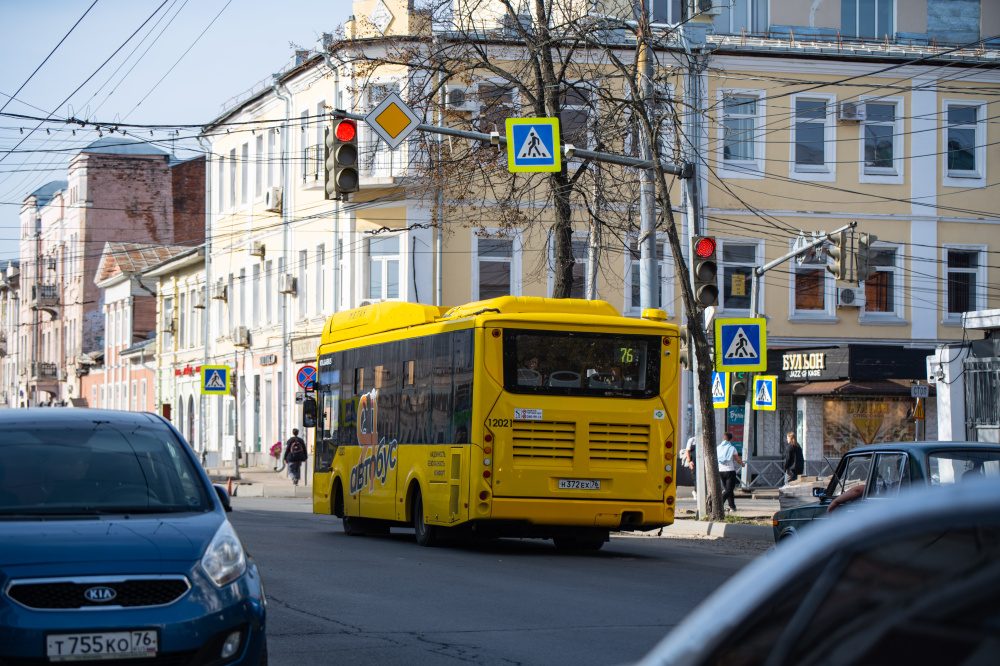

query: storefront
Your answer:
[756,344,936,474]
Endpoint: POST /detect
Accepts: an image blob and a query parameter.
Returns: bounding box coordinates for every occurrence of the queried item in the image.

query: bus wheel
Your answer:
[553,537,605,551]
[412,489,438,547]
[342,515,365,536]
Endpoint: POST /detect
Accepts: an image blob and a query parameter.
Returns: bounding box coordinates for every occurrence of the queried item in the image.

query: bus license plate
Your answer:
[46,630,157,660]
[559,479,600,490]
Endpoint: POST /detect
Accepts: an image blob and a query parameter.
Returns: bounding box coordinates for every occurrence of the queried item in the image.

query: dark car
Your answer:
[637,479,1000,666]
[0,409,267,663]
[772,440,1000,542]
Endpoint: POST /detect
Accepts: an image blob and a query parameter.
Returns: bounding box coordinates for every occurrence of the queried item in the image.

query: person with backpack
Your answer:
[283,429,308,486]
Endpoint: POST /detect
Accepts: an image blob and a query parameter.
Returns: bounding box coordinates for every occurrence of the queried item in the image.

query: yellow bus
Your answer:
[309,296,681,549]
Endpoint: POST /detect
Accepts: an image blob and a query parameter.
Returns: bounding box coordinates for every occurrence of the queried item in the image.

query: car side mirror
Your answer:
[214,485,233,512]
[813,487,827,498]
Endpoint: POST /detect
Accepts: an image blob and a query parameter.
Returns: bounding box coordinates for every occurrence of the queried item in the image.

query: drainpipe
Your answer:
[197,136,212,461]
[272,75,292,458]
[322,52,341,317]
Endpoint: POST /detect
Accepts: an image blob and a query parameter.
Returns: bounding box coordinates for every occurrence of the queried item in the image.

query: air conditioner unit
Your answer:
[837,286,866,308]
[445,87,473,110]
[695,0,723,16]
[265,187,282,213]
[192,290,207,309]
[232,325,250,347]
[211,281,228,301]
[47,258,57,271]
[839,102,866,122]
[277,274,297,295]
[249,241,265,257]
[160,317,176,334]
[358,299,380,307]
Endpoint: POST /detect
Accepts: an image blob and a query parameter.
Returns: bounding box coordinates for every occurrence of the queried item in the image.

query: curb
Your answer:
[227,484,313,498]
[660,520,774,542]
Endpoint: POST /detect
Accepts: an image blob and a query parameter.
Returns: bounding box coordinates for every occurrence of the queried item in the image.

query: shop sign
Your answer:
[260,354,277,366]
[291,336,322,362]
[782,352,826,378]
[775,347,849,382]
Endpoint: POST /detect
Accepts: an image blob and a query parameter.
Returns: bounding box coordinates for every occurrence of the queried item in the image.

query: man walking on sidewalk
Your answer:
[717,432,744,513]
[283,429,308,486]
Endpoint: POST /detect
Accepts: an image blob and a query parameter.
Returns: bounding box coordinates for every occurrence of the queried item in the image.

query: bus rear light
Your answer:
[483,458,491,466]
[664,476,672,484]
[485,434,492,443]
[484,446,492,454]
[492,329,501,338]
[483,470,491,479]
[666,496,674,505]
[663,337,670,346]
[480,491,489,500]
[665,440,673,449]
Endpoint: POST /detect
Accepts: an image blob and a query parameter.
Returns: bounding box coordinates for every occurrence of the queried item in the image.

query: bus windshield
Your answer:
[503,329,660,398]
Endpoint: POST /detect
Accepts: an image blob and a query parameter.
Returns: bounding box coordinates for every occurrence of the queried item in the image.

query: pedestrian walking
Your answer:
[682,436,697,500]
[716,432,744,513]
[783,432,804,485]
[283,429,308,486]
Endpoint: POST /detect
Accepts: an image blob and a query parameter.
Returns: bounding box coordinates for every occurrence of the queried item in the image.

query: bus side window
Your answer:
[452,329,474,444]
[432,333,454,444]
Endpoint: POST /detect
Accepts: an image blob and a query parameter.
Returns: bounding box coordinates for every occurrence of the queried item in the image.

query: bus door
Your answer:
[351,363,400,521]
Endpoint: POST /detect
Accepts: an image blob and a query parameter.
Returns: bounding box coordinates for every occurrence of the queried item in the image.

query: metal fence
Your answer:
[965,357,1000,443]
[744,457,838,489]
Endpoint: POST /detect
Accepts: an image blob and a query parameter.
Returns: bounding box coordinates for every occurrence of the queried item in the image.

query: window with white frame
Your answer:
[792,97,834,175]
[255,133,264,198]
[560,87,591,149]
[626,90,675,160]
[266,129,276,189]
[299,110,309,183]
[311,101,325,183]
[649,0,682,23]
[477,83,516,134]
[227,274,234,331]
[179,292,186,348]
[547,236,588,298]
[141,379,147,411]
[239,268,247,327]
[861,99,903,182]
[228,149,237,210]
[131,381,138,411]
[790,243,835,318]
[264,260,273,324]
[297,250,308,318]
[720,92,764,175]
[163,296,174,350]
[862,245,903,319]
[367,235,400,301]
[252,264,260,327]
[473,233,520,301]
[316,244,325,314]
[945,246,986,317]
[217,157,225,213]
[626,238,673,317]
[841,0,894,40]
[241,143,249,204]
[719,240,761,312]
[945,103,983,180]
[713,0,767,34]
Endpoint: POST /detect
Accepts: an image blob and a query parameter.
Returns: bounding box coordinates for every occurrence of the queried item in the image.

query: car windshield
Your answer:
[928,450,1000,485]
[503,329,661,398]
[0,419,211,516]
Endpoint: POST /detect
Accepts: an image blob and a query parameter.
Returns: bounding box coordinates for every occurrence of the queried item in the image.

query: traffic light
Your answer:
[325,119,359,200]
[692,236,719,308]
[826,230,848,281]
[731,372,748,398]
[856,232,878,282]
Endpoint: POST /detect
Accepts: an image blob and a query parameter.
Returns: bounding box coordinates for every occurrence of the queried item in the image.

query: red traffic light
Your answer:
[335,120,357,142]
[695,237,717,258]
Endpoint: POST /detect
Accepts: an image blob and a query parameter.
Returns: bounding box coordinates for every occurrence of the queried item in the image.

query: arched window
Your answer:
[187,395,196,445]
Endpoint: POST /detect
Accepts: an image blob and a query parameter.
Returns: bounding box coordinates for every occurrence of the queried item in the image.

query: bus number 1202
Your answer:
[487,418,511,428]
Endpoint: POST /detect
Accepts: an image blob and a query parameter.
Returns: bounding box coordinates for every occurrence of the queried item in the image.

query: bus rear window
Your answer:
[503,329,660,398]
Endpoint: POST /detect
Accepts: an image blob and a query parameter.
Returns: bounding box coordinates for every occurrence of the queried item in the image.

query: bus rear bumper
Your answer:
[490,497,674,530]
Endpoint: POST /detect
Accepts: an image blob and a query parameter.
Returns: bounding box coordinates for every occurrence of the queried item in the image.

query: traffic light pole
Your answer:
[739,221,857,488]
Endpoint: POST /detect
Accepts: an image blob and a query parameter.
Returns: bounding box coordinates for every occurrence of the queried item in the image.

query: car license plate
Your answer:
[46,630,157,661]
[559,479,600,490]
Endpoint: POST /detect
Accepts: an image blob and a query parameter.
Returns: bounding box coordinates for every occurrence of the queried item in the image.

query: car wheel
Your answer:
[342,515,365,536]
[553,537,605,551]
[777,530,796,543]
[259,637,268,666]
[412,489,438,547]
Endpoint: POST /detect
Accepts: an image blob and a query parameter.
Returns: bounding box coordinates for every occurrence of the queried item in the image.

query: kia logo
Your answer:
[83,586,117,603]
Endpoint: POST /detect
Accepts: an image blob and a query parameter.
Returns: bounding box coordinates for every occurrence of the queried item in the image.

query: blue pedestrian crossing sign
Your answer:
[712,371,729,409]
[714,317,767,372]
[201,365,231,395]
[506,118,561,172]
[752,375,777,411]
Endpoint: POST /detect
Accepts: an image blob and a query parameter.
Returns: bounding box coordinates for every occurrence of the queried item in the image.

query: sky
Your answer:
[0,0,353,262]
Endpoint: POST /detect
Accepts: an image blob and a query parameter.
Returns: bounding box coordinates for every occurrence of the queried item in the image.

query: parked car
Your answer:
[0,409,267,663]
[772,441,1000,542]
[636,479,1000,666]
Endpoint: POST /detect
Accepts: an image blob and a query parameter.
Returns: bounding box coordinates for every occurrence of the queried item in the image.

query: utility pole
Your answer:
[637,0,657,313]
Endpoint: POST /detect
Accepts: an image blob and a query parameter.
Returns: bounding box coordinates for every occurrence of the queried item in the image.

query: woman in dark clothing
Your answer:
[783,432,804,485]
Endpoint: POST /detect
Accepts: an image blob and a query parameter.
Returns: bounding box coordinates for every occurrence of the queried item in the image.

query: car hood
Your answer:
[0,511,223,567]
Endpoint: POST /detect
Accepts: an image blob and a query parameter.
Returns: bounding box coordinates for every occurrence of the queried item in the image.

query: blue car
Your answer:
[0,409,266,664]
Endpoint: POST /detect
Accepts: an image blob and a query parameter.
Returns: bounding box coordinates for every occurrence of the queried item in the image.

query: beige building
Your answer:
[194,0,1000,475]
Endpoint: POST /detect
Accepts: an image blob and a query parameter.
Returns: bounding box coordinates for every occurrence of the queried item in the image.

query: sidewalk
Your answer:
[206,467,776,541]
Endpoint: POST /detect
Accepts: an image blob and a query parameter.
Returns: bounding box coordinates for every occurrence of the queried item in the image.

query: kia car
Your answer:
[0,409,266,664]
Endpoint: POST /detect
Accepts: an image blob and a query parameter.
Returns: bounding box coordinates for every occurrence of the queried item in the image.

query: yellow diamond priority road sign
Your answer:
[365,92,421,150]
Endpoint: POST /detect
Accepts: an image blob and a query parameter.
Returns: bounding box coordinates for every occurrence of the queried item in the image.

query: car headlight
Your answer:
[201,520,247,586]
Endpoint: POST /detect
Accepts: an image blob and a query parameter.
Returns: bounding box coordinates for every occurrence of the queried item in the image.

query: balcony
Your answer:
[30,283,60,316]
[30,362,58,382]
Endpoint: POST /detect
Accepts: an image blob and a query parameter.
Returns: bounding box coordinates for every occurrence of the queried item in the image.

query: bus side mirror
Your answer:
[302,396,317,428]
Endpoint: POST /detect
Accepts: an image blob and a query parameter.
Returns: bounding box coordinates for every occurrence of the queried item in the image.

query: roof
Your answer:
[81,137,168,157]
[27,181,68,206]
[120,338,155,357]
[0,408,166,427]
[95,242,195,286]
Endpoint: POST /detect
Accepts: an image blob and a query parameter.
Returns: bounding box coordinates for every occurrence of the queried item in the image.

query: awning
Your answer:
[783,379,936,397]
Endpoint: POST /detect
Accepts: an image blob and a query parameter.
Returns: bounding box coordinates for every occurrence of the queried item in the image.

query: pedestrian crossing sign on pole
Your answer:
[506,118,561,172]
[714,317,767,372]
[752,375,777,411]
[712,371,729,409]
[201,365,231,395]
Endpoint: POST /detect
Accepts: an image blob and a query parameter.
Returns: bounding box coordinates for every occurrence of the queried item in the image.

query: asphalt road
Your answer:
[229,497,768,666]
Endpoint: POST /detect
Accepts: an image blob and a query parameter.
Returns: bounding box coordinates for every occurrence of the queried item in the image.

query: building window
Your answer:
[252,264,260,327]
[255,133,264,198]
[714,0,767,34]
[627,238,673,316]
[560,87,590,149]
[720,241,760,312]
[722,95,757,163]
[649,0,682,23]
[227,274,234,332]
[179,292,186,348]
[477,83,516,133]
[945,247,985,316]
[298,250,309,318]
[793,98,831,172]
[217,156,225,213]
[367,236,400,301]
[228,148,237,210]
[240,142,249,204]
[141,379,147,411]
[266,129,276,189]
[864,102,895,172]
[842,0,894,40]
[473,235,518,301]
[238,268,246,328]
[946,104,981,178]
[316,244,325,314]
[862,246,901,317]
[131,381,138,412]
[790,243,835,319]
[264,260,273,324]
